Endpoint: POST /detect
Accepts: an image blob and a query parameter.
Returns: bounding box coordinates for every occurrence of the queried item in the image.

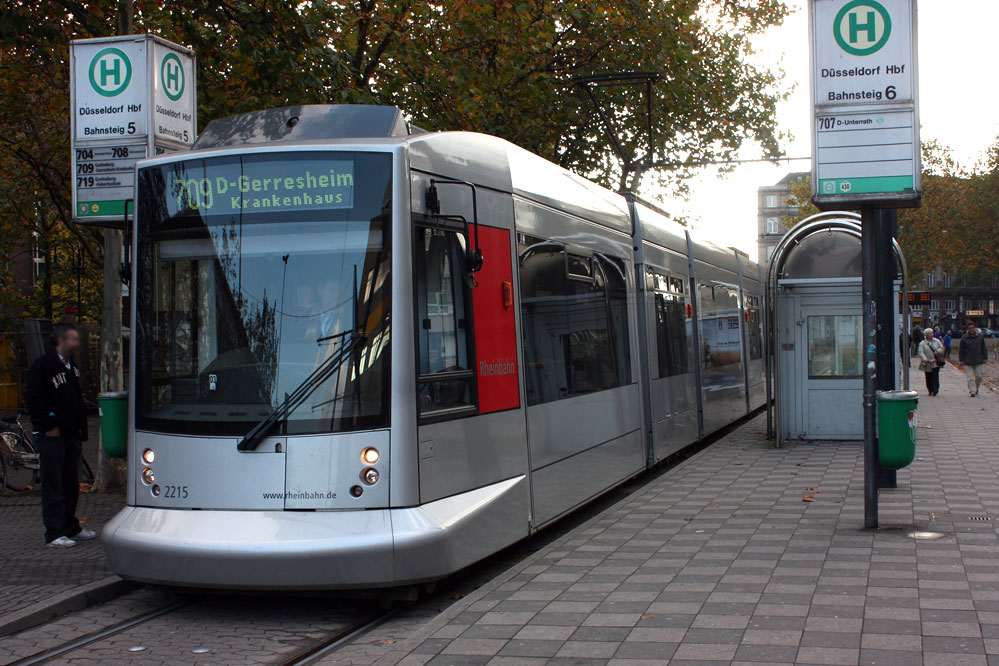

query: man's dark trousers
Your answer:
[40,434,82,543]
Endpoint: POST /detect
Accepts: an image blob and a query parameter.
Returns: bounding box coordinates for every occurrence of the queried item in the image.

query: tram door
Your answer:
[790,296,864,439]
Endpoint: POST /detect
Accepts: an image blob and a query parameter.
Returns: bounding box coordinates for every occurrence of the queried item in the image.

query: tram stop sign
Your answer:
[70,34,196,225]
[809,0,921,210]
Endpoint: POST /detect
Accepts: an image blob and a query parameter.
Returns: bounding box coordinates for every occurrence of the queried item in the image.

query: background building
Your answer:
[913,266,999,332]
[757,171,808,267]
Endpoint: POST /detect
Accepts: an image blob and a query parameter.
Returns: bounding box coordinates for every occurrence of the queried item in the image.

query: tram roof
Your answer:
[152,103,644,237]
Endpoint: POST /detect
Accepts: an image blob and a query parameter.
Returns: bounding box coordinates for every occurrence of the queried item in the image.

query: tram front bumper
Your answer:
[101,476,527,590]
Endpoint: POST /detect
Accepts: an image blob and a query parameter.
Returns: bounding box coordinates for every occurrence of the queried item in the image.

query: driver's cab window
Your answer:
[415,225,476,419]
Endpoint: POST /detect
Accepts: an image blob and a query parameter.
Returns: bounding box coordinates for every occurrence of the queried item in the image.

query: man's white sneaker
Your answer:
[74,529,97,540]
[46,536,77,548]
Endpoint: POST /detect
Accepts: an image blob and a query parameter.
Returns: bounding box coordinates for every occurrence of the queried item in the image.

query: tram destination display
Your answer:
[809,0,921,208]
[155,156,357,216]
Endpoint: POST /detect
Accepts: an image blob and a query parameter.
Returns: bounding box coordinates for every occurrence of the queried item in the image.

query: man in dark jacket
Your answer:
[25,323,95,548]
[959,322,989,397]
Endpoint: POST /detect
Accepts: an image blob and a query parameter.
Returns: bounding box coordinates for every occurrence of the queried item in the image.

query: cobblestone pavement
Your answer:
[0,491,125,618]
[371,363,999,666]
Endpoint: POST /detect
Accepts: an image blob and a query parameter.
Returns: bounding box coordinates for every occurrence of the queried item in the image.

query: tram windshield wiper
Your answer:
[236,330,365,452]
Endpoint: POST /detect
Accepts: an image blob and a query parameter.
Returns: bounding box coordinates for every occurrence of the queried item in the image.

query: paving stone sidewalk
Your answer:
[378,363,999,666]
[0,491,125,621]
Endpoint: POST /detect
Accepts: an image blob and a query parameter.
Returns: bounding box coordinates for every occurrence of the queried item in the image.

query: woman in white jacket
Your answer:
[918,327,944,396]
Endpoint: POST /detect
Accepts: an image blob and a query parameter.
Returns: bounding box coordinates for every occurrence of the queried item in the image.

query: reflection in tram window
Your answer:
[745,295,763,361]
[807,315,862,378]
[519,235,631,406]
[415,226,475,417]
[654,291,689,378]
[698,283,742,385]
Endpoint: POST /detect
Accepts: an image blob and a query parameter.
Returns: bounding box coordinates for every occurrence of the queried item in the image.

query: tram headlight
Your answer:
[141,448,155,464]
[141,467,155,485]
[360,447,380,464]
[361,467,379,485]
[151,484,161,497]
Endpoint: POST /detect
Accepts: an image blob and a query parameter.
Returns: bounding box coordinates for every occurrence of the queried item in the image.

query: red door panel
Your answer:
[472,225,520,414]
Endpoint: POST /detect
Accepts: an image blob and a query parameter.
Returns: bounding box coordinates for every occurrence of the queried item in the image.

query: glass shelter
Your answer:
[766,213,908,444]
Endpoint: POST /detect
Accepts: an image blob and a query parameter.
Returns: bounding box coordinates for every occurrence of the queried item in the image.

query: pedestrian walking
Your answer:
[959,322,988,397]
[944,330,952,358]
[24,323,95,548]
[934,326,942,339]
[911,325,922,356]
[918,328,944,396]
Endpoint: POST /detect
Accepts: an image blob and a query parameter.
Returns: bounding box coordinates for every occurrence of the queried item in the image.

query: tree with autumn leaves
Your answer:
[783,139,999,289]
[1,0,794,329]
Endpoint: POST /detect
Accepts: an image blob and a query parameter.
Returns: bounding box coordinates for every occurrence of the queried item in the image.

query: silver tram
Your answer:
[102,105,766,589]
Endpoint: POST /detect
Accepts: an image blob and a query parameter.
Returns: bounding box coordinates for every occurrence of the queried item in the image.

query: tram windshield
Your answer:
[135,151,392,436]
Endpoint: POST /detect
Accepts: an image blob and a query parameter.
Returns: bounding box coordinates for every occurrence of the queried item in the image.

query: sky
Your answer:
[661,0,999,257]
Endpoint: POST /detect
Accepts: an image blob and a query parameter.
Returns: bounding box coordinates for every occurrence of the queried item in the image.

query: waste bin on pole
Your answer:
[876,389,918,470]
[97,391,128,459]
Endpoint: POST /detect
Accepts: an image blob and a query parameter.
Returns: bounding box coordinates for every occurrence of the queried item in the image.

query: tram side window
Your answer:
[519,235,631,406]
[414,226,476,418]
[654,291,689,378]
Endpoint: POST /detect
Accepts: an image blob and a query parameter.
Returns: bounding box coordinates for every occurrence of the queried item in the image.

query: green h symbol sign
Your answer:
[99,56,121,87]
[833,0,892,56]
[160,53,185,101]
[87,47,131,97]
[849,9,877,44]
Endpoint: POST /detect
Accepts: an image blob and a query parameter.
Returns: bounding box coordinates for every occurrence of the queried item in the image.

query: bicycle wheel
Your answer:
[0,432,39,492]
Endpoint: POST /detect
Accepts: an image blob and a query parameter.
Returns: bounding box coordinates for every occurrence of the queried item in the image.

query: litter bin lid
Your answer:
[97,391,129,399]
[876,390,919,401]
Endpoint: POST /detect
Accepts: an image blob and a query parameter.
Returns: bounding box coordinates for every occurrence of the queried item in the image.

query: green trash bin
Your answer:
[97,391,128,459]
[877,389,918,470]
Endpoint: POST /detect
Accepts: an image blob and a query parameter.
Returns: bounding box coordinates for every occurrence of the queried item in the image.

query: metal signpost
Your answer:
[71,34,196,226]
[809,0,921,528]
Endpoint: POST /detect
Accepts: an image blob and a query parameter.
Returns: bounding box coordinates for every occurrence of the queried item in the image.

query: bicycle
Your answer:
[0,410,40,495]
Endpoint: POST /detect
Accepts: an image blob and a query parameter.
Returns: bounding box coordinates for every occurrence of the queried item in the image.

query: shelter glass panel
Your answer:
[782,232,861,279]
[807,315,862,379]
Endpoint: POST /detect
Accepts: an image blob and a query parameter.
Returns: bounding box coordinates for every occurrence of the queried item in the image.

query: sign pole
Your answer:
[810,0,921,528]
[95,2,134,492]
[862,206,879,528]
[70,11,196,490]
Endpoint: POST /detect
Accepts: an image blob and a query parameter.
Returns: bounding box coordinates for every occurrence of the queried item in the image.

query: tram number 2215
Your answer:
[162,485,190,499]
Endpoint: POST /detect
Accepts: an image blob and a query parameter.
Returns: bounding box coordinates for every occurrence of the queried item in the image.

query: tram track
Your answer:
[8,598,194,666]
[7,592,397,666]
[274,608,398,666]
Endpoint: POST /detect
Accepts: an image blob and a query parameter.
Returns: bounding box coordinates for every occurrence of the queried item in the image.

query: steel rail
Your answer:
[9,600,192,666]
[275,609,398,666]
